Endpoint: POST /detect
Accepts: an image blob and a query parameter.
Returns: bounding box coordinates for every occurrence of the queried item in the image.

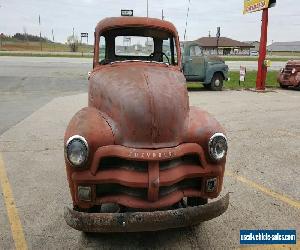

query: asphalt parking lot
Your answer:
[0,57,299,249]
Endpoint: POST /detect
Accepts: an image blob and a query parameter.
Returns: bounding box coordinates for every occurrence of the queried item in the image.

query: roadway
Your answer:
[0,56,299,249]
[226,61,286,71]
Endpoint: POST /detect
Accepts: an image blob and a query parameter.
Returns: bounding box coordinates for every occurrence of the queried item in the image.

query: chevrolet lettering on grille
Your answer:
[128,151,176,159]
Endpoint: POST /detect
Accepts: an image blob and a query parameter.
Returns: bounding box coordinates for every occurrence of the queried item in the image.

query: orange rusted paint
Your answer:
[64,16,228,232]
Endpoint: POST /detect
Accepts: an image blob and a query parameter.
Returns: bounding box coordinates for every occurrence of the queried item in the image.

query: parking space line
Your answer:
[0,153,28,250]
[226,170,300,209]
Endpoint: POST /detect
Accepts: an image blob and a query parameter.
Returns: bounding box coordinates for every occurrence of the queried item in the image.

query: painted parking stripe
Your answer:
[226,170,300,209]
[0,153,28,250]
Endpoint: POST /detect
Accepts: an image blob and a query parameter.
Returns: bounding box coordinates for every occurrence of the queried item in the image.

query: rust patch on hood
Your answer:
[89,63,189,149]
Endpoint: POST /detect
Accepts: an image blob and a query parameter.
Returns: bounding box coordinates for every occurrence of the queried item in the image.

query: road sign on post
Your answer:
[81,33,88,44]
[239,66,247,85]
[243,0,276,91]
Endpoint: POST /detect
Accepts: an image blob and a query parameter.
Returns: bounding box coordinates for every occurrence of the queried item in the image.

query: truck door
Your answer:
[183,45,205,82]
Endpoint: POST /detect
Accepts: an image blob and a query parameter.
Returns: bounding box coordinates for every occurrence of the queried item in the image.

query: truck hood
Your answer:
[89,63,189,149]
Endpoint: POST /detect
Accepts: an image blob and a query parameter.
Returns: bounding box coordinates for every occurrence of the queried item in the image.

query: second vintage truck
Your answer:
[182,42,229,91]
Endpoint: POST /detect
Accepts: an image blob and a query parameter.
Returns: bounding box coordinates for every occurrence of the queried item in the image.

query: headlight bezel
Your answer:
[65,135,89,168]
[208,133,228,162]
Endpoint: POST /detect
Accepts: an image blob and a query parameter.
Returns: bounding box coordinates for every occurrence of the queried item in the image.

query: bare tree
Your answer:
[67,35,79,52]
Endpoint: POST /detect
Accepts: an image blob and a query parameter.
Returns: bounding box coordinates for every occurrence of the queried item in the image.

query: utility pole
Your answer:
[184,0,191,41]
[162,9,164,20]
[39,15,42,51]
[147,0,149,17]
[72,27,75,37]
[0,33,3,49]
[0,6,2,48]
[216,27,220,55]
[51,29,55,52]
[52,29,54,42]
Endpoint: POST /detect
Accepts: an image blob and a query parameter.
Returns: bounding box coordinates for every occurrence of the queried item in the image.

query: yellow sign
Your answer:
[243,0,270,14]
[264,60,272,67]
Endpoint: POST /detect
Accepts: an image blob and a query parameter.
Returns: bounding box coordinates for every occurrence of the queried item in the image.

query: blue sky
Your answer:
[0,0,299,44]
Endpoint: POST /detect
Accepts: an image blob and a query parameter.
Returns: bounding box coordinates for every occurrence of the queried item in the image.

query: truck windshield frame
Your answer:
[95,27,179,66]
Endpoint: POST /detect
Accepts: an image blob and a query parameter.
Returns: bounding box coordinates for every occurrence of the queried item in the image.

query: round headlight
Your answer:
[65,135,89,167]
[280,68,284,73]
[208,133,228,161]
[292,68,296,74]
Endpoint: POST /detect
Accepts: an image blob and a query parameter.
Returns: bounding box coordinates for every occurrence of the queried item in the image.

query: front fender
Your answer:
[64,107,114,203]
[205,64,229,84]
[184,106,226,163]
[64,107,114,154]
[295,72,300,86]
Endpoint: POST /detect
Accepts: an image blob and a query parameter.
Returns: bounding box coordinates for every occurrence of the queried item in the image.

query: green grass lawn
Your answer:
[188,71,279,90]
[0,40,93,53]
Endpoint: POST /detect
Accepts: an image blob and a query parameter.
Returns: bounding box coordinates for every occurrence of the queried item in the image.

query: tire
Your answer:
[210,73,224,91]
[187,197,208,207]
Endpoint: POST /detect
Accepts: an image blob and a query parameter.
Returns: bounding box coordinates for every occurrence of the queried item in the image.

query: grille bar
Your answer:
[91,143,207,175]
[96,178,202,201]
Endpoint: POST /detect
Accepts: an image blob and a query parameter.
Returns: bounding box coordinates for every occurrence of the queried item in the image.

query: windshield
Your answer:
[115,36,154,57]
[98,28,178,66]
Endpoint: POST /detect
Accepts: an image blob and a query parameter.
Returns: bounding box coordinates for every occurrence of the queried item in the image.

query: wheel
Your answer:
[187,197,208,207]
[210,73,224,91]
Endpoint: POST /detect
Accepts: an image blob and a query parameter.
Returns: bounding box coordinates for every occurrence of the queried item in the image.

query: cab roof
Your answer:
[95,17,178,36]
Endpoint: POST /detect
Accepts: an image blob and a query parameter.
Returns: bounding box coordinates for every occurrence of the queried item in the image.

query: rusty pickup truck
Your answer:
[278,60,300,89]
[64,17,229,232]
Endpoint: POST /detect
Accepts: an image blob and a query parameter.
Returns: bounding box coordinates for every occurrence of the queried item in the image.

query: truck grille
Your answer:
[283,65,293,80]
[96,178,201,200]
[90,144,207,208]
[283,64,300,80]
[99,158,148,172]
[99,154,201,172]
